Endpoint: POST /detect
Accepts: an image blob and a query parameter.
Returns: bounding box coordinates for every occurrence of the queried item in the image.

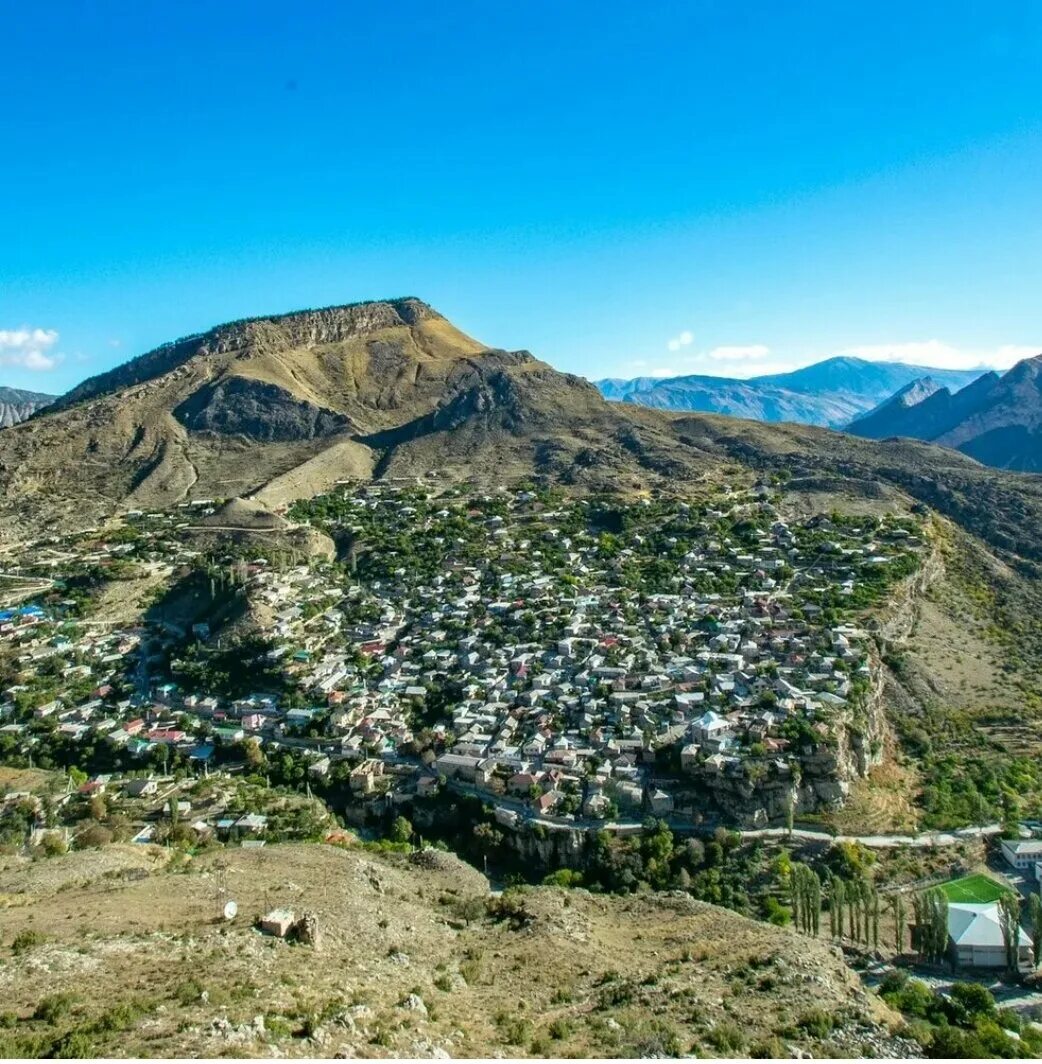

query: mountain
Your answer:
[849,355,1042,472]
[849,372,999,441]
[4,299,1042,576]
[0,298,709,534]
[596,357,985,427]
[0,385,54,428]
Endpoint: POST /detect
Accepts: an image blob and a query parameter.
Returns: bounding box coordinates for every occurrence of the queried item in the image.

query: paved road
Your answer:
[740,823,1003,849]
[444,778,1003,848]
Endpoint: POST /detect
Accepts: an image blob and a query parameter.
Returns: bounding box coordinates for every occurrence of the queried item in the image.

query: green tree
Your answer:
[888,893,906,952]
[1028,893,1042,968]
[389,815,413,845]
[997,893,1021,975]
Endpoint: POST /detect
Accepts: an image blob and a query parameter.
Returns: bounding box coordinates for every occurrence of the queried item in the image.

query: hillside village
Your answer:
[0,482,928,847]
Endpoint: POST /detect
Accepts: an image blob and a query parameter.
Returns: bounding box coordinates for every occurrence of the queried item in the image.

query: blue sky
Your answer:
[3,0,1042,393]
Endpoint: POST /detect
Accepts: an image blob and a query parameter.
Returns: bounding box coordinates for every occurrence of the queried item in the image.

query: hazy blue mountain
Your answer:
[597,357,985,427]
[849,355,1042,472]
[850,372,1000,441]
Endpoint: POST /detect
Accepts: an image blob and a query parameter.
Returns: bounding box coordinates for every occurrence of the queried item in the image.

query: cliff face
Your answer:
[0,386,53,428]
[683,541,945,829]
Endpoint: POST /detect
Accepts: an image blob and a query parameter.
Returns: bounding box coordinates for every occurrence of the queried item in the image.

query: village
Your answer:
[0,481,929,842]
[7,481,1042,996]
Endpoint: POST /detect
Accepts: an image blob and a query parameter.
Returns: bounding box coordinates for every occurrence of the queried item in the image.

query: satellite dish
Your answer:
[223,900,238,921]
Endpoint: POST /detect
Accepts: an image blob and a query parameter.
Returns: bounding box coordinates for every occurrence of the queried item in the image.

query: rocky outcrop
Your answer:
[55,298,440,411]
[0,386,53,428]
[174,376,352,442]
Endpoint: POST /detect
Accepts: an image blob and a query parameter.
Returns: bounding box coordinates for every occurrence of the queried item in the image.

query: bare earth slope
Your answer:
[0,299,718,535]
[0,841,909,1059]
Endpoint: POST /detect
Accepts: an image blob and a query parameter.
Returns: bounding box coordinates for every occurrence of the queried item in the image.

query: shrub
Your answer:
[706,1021,745,1053]
[11,929,44,955]
[548,1018,572,1040]
[34,993,77,1024]
[797,1009,834,1038]
[51,1031,97,1058]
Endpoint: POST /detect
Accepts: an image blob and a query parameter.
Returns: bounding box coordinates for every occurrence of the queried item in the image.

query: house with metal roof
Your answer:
[948,902,1033,970]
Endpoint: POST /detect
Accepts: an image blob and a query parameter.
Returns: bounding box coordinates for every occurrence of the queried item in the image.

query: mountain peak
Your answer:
[889,376,945,408]
[56,298,450,411]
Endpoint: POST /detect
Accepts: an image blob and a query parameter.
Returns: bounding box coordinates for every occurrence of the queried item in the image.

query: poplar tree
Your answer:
[1028,894,1042,969]
[998,893,1022,975]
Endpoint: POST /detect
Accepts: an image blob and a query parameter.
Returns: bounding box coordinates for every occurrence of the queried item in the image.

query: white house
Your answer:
[1000,838,1042,872]
[948,902,1034,970]
[691,710,730,743]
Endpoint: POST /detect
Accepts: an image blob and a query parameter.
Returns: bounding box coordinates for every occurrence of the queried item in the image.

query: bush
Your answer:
[38,832,67,858]
[11,929,44,954]
[485,890,532,929]
[75,823,113,849]
[34,993,77,1024]
[706,1021,745,1053]
[51,1031,97,1058]
[798,1009,834,1038]
[548,1018,572,1040]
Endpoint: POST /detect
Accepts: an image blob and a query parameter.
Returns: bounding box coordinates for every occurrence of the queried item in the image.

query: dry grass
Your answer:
[0,840,907,1059]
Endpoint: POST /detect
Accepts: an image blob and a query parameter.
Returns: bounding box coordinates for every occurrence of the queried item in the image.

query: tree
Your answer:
[830,876,845,939]
[997,893,1022,975]
[241,737,265,770]
[791,862,821,935]
[1028,894,1042,968]
[389,815,413,845]
[888,893,906,952]
[914,888,949,964]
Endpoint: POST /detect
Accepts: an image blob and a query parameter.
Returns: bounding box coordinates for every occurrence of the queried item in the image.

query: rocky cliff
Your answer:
[0,385,53,428]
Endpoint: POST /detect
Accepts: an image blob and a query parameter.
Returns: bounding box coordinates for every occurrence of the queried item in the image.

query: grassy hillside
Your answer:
[0,840,911,1059]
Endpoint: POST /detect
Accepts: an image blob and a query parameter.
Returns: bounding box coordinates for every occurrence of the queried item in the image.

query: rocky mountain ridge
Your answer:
[3,299,1042,584]
[0,386,54,429]
[849,354,1042,471]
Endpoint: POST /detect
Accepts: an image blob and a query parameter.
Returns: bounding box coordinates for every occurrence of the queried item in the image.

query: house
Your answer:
[235,813,268,833]
[691,710,731,743]
[948,902,1034,970]
[433,753,483,782]
[124,778,158,798]
[999,838,1042,872]
[349,759,385,793]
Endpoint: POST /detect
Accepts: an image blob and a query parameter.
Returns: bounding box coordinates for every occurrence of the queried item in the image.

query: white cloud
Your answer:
[837,340,1037,371]
[666,329,694,352]
[0,327,61,371]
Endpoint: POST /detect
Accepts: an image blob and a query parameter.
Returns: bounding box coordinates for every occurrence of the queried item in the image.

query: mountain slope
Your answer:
[3,300,1042,578]
[849,355,1042,472]
[0,386,54,428]
[597,358,985,427]
[0,299,716,533]
[0,841,908,1059]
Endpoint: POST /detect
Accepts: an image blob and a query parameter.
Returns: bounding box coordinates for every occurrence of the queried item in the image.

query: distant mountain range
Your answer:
[849,355,1042,472]
[0,386,54,428]
[596,357,985,428]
